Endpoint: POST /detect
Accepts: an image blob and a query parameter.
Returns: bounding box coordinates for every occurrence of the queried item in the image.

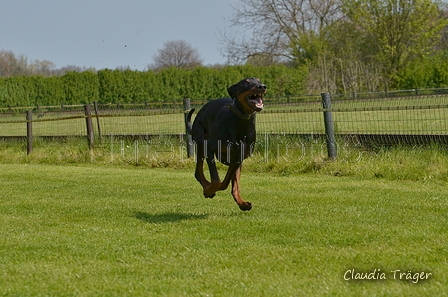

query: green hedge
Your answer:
[0,65,307,108]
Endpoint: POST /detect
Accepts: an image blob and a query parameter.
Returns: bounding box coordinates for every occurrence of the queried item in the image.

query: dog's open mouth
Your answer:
[246,94,264,111]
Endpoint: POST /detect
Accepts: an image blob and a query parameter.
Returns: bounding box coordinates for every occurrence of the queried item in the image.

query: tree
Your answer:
[222,0,342,65]
[28,60,56,76]
[224,0,448,91]
[149,40,203,70]
[342,0,448,87]
[0,50,28,76]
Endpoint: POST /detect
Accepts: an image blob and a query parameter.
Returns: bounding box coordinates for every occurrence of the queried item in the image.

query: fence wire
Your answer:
[330,95,448,135]
[1,94,447,147]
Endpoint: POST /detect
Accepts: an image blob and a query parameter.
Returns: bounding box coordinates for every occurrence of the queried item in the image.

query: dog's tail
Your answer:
[186,108,195,135]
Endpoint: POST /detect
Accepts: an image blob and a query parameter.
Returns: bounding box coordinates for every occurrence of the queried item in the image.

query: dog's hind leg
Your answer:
[231,166,252,211]
[194,141,211,189]
[203,145,221,198]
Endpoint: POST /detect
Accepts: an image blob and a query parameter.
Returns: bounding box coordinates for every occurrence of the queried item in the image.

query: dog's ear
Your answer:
[227,84,237,99]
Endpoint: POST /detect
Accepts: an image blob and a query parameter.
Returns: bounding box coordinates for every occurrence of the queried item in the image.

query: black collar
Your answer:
[226,103,255,120]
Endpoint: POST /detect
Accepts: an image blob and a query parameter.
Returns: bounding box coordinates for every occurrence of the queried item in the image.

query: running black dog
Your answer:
[186,78,267,211]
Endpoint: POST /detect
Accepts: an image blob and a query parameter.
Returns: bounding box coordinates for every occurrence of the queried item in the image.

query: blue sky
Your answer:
[1,0,240,70]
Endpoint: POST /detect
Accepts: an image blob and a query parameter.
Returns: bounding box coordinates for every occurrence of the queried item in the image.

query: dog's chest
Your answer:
[214,119,255,142]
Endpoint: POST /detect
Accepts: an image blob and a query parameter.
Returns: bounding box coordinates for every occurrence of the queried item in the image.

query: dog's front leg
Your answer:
[231,166,252,211]
[219,163,239,191]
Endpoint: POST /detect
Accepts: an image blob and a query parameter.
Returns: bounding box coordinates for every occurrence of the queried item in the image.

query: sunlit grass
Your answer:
[1,164,447,296]
[2,136,448,182]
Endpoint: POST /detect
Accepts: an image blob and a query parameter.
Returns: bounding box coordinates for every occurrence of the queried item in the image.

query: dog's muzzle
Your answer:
[246,94,264,111]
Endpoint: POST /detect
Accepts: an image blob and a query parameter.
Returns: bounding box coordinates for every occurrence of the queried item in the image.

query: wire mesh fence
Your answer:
[1,92,447,147]
[330,95,448,135]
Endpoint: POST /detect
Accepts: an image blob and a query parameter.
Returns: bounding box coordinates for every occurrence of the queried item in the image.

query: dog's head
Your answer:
[227,78,267,114]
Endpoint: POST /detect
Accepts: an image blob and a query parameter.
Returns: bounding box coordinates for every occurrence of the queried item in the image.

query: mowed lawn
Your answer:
[1,164,447,296]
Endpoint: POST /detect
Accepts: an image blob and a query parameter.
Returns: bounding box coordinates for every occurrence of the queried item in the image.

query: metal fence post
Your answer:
[321,93,337,160]
[84,104,94,149]
[183,98,194,158]
[26,110,33,155]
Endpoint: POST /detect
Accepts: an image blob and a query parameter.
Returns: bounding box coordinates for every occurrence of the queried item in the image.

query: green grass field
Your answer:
[1,94,448,295]
[1,164,447,296]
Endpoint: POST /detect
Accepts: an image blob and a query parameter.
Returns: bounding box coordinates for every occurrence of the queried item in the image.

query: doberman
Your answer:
[186,78,267,211]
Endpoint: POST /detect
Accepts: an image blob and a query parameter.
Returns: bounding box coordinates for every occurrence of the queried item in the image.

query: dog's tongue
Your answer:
[251,97,263,109]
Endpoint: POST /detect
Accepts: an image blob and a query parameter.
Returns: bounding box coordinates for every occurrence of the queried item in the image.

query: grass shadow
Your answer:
[134,211,208,224]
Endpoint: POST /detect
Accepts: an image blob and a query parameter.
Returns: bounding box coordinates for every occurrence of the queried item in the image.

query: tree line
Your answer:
[0,65,307,108]
[0,49,96,77]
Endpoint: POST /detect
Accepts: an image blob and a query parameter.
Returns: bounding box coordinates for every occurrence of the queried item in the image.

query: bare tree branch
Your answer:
[149,40,203,70]
[222,0,342,64]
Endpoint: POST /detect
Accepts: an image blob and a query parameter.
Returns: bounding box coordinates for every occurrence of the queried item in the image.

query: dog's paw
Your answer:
[203,190,216,199]
[239,202,252,211]
[203,183,219,198]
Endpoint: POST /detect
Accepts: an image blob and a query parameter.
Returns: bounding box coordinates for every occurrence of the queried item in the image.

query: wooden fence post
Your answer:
[26,110,33,155]
[84,104,94,149]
